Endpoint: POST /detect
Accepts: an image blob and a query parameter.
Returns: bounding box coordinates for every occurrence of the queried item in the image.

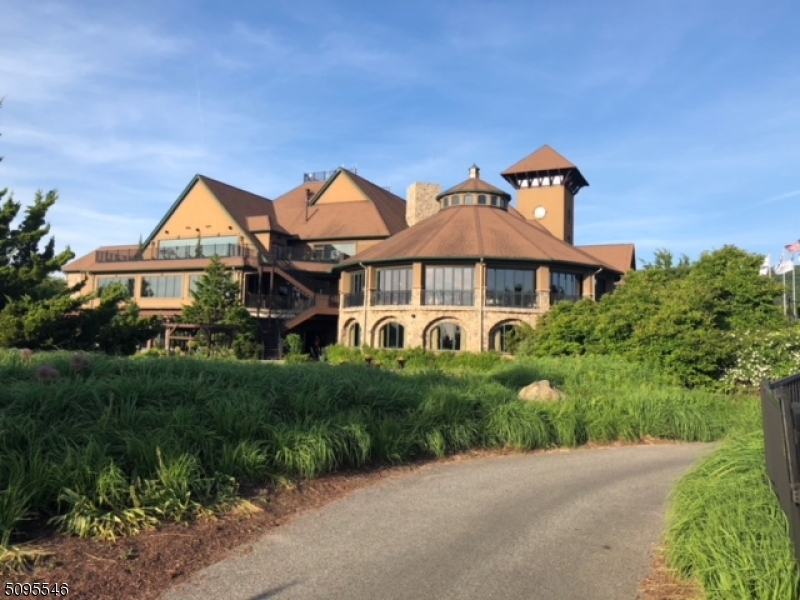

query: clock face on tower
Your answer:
[533,206,547,220]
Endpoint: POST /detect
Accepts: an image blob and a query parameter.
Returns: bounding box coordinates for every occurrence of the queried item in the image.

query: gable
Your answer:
[147,178,249,247]
[312,172,370,205]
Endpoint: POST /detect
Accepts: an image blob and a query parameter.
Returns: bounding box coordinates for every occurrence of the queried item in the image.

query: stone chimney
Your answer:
[406,182,441,227]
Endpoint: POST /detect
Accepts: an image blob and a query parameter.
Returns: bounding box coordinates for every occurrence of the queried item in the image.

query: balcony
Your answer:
[422,290,474,306]
[96,244,254,263]
[485,291,537,308]
[245,293,313,313]
[271,246,350,264]
[342,292,365,308]
[371,290,412,306]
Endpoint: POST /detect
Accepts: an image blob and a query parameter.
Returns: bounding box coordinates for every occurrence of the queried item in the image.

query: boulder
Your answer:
[518,380,566,402]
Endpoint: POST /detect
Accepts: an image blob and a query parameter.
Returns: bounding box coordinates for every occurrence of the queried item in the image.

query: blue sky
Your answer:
[1,0,799,265]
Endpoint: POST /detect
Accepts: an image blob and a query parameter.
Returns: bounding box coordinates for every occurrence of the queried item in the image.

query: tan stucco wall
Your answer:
[253,233,272,251]
[314,174,368,204]
[73,267,246,310]
[517,186,573,242]
[149,181,248,257]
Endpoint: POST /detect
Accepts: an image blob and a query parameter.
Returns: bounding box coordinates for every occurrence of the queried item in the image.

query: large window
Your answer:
[424,266,474,305]
[189,274,203,294]
[97,276,134,297]
[489,323,518,353]
[550,272,583,303]
[429,323,463,351]
[379,322,405,348]
[348,322,361,347]
[313,243,356,261]
[141,275,184,298]
[373,268,412,305]
[344,270,365,307]
[158,236,240,259]
[486,268,536,308]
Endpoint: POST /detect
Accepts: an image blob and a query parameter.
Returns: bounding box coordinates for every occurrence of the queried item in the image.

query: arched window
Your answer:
[442,198,449,207]
[348,322,361,347]
[464,194,474,205]
[489,323,519,353]
[478,195,487,205]
[429,322,463,351]
[452,195,461,205]
[379,322,405,348]
[490,196,498,206]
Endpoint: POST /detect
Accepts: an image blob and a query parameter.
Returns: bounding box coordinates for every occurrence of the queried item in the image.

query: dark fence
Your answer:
[423,290,475,306]
[485,291,536,308]
[761,372,800,565]
[371,290,412,306]
[342,292,365,308]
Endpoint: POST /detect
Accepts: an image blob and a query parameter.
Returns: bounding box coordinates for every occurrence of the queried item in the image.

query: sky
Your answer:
[1,0,799,266]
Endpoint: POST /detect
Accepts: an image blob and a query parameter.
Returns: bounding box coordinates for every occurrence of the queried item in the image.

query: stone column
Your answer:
[582,272,595,300]
[412,262,423,306]
[536,265,551,310]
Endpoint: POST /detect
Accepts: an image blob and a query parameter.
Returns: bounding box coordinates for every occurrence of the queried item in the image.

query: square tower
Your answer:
[501,145,588,245]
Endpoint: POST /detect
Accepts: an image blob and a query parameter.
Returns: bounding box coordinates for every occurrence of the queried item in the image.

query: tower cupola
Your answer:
[501,145,588,244]
[436,165,511,210]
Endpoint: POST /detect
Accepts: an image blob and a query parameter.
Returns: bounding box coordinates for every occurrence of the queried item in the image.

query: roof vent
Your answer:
[469,164,480,179]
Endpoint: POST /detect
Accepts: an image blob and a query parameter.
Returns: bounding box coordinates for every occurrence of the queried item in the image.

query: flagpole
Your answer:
[784,270,787,316]
[793,260,798,318]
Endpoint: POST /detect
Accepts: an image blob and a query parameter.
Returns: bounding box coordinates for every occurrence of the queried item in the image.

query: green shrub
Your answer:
[519,247,788,388]
[722,326,800,390]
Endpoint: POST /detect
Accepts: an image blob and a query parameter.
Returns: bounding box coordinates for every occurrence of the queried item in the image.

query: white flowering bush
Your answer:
[722,327,800,390]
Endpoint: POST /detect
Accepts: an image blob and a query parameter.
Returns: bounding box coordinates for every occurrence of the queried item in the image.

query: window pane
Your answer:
[453,268,462,290]
[465,267,474,290]
[444,268,453,291]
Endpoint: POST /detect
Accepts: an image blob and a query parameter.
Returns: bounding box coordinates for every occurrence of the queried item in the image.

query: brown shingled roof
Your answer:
[63,245,140,273]
[576,244,636,273]
[338,205,619,271]
[502,145,577,175]
[272,169,407,240]
[198,175,284,234]
[438,177,510,198]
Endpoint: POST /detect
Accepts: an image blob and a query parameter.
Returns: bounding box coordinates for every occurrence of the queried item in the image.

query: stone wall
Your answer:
[338,304,544,352]
[405,182,441,227]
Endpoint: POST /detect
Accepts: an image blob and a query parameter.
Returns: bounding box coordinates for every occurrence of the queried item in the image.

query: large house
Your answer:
[63,145,635,356]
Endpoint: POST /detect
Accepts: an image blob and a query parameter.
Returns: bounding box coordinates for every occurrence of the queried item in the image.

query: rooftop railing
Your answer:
[96,244,254,263]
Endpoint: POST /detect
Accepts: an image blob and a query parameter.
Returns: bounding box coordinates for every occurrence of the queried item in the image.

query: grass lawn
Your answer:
[0,347,791,598]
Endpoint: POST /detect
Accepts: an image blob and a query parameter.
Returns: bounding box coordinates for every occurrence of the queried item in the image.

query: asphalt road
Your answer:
[161,444,710,600]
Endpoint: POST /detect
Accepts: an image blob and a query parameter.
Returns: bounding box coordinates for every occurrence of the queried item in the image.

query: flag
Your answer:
[775,256,795,275]
[759,253,773,276]
[786,239,800,253]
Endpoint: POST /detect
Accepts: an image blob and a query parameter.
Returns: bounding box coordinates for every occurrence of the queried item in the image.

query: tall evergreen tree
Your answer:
[0,189,160,351]
[182,257,259,358]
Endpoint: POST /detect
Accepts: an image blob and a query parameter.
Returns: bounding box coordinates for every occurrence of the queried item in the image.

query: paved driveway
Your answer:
[162,444,709,600]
